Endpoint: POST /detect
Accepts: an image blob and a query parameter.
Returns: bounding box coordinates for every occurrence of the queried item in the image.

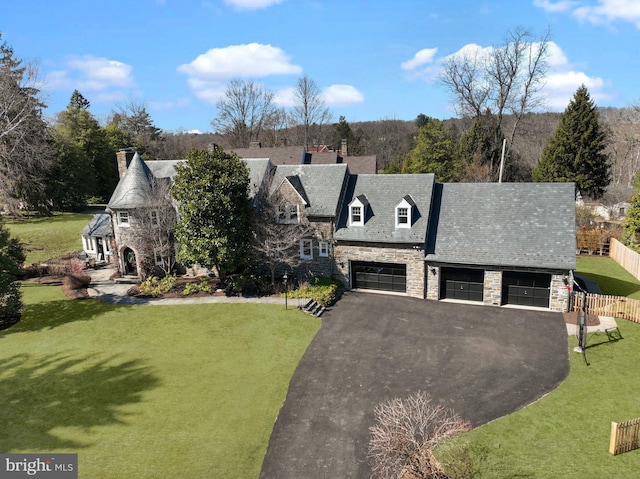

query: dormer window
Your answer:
[395,195,415,228]
[351,206,362,223]
[349,195,369,226]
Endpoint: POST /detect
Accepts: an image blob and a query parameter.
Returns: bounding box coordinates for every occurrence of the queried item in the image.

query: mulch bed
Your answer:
[563,310,600,326]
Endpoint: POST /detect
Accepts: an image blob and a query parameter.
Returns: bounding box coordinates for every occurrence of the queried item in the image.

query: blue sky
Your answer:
[3,0,640,133]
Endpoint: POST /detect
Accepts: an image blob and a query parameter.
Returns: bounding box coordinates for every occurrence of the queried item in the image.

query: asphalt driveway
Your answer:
[259,292,569,479]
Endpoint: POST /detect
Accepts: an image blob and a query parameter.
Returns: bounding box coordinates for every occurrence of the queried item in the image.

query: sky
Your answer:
[3,0,640,133]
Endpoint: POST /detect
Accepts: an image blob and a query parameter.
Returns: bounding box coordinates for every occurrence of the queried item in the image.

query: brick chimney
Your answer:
[341,138,348,157]
[116,148,136,178]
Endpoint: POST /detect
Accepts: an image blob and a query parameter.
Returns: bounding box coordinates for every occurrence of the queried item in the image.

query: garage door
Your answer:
[441,267,484,302]
[502,271,550,308]
[352,262,406,293]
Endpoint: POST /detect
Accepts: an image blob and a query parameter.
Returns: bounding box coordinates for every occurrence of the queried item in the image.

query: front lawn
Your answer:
[0,283,320,478]
[459,256,640,478]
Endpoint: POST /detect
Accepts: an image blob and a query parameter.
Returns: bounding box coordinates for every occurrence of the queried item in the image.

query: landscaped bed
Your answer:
[0,282,320,478]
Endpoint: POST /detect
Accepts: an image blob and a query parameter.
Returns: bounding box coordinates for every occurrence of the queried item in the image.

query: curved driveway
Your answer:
[260,292,569,479]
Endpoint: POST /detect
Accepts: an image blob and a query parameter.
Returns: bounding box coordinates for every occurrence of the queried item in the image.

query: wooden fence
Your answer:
[571,293,640,324]
[610,418,640,455]
[610,238,640,282]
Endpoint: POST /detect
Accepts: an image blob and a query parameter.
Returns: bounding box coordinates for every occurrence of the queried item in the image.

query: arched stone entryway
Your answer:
[122,247,137,276]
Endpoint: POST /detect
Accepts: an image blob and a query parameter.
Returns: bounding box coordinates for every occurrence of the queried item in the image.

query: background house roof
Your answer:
[231,146,377,174]
[425,182,576,270]
[271,164,349,217]
[334,174,436,243]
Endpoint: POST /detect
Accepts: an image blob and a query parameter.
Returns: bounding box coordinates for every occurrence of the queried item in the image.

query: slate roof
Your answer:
[334,174,436,243]
[271,164,349,217]
[108,154,272,210]
[81,213,112,237]
[424,182,576,270]
[107,152,157,210]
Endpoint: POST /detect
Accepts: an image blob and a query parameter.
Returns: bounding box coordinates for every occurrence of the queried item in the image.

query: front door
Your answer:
[123,247,137,276]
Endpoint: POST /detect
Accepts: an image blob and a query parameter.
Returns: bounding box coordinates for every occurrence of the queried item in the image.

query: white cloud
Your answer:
[275,86,296,107]
[178,43,302,104]
[224,0,284,10]
[178,43,302,79]
[534,0,640,28]
[46,55,134,92]
[323,85,364,106]
[532,0,579,13]
[401,48,438,71]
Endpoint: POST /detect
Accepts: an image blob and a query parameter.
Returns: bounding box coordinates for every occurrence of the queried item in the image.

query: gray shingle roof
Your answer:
[271,164,349,217]
[81,213,112,237]
[424,182,576,270]
[107,152,157,210]
[334,174,436,243]
[108,154,272,210]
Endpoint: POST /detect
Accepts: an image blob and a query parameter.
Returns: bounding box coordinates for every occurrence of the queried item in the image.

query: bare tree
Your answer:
[211,79,276,148]
[127,178,177,278]
[253,189,313,287]
[368,391,471,479]
[440,27,551,178]
[0,34,54,212]
[289,75,333,148]
[109,99,164,159]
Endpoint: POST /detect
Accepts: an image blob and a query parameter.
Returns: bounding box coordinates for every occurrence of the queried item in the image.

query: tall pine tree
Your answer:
[532,85,610,199]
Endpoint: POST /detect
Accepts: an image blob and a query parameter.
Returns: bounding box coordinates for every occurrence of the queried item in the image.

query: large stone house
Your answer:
[91,148,575,311]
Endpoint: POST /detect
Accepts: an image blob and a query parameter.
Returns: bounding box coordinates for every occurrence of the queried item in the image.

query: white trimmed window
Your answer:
[349,196,367,226]
[300,238,313,259]
[395,197,414,228]
[276,204,300,224]
[319,241,329,257]
[117,211,130,226]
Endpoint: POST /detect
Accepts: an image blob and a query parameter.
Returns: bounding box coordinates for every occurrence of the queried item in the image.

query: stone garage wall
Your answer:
[334,244,425,298]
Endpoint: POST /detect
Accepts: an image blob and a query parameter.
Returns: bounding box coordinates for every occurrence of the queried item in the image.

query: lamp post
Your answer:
[283,273,288,310]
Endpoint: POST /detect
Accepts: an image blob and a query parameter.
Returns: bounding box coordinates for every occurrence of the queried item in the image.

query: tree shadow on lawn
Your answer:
[2,297,124,337]
[0,353,160,451]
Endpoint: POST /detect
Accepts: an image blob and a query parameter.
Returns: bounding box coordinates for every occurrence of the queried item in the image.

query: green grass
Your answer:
[459,256,640,478]
[0,283,320,478]
[576,255,640,299]
[4,213,93,264]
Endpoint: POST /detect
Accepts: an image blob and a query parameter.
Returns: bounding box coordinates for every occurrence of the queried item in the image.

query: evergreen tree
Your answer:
[533,85,610,199]
[402,118,459,181]
[0,218,25,325]
[172,146,254,280]
[331,116,363,155]
[457,114,501,182]
[50,91,117,208]
[623,192,640,251]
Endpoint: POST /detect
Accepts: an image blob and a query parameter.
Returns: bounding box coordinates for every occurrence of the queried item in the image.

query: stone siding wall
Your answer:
[483,270,502,306]
[334,244,425,298]
[550,273,570,312]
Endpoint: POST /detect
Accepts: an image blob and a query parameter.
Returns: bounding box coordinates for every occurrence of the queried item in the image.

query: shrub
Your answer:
[224,273,269,297]
[139,275,177,298]
[287,276,343,306]
[63,274,91,290]
[183,279,212,296]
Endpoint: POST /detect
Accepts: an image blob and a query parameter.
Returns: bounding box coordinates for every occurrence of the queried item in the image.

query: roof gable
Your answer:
[270,164,350,217]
